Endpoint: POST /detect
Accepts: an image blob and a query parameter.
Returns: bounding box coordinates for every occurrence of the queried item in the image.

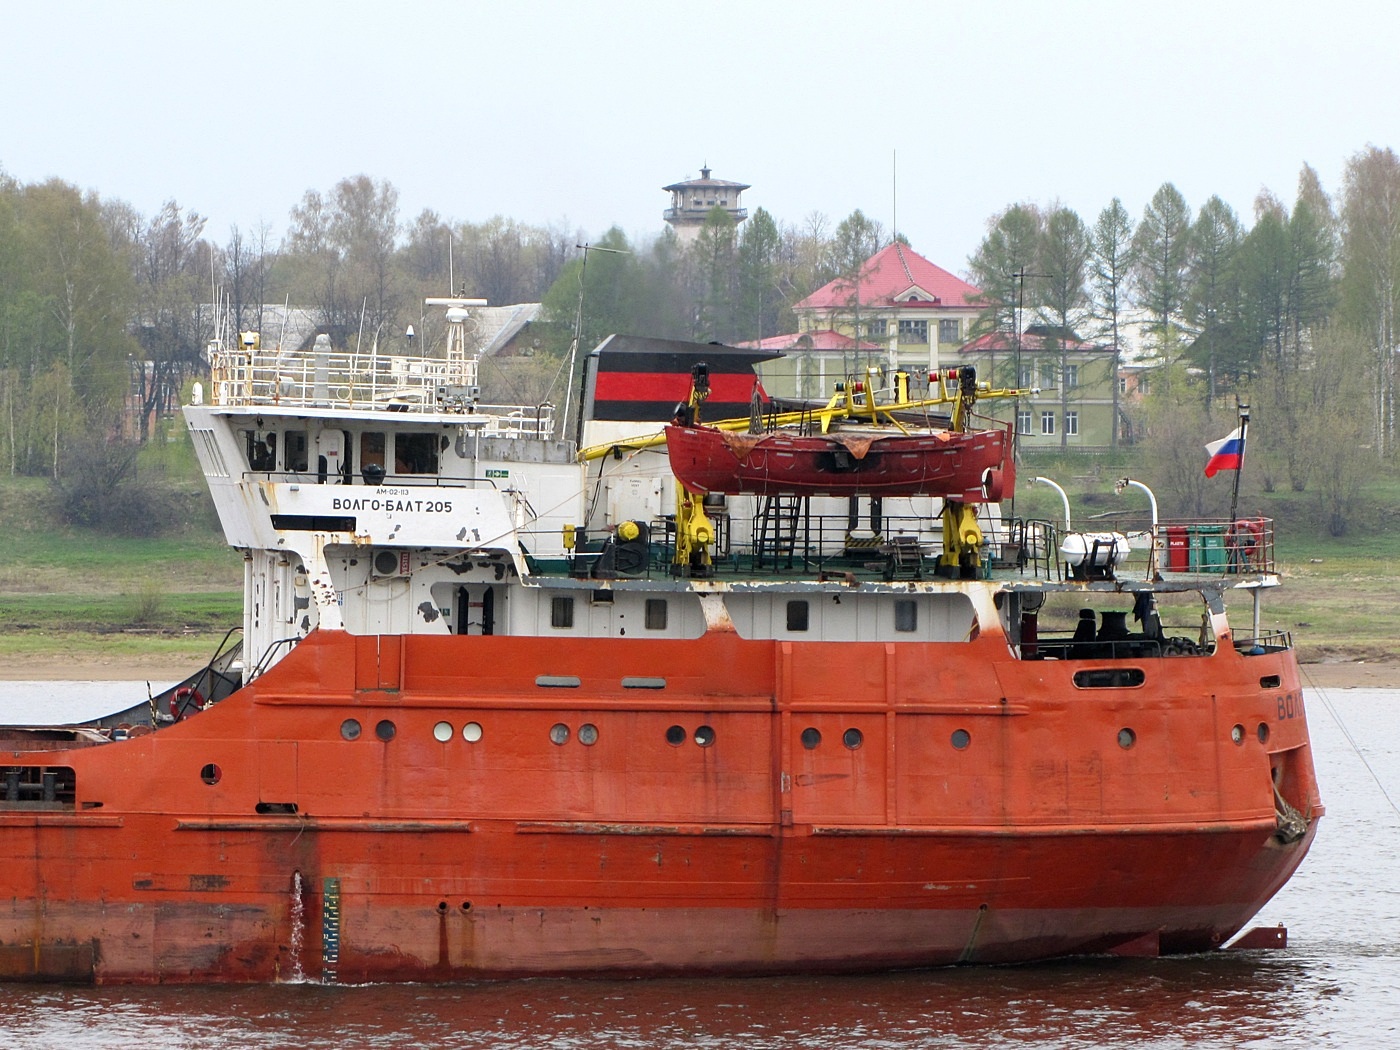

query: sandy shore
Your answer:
[0,653,1395,688]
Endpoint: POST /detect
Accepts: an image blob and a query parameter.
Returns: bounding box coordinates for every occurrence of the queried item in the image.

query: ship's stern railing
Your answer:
[1153,517,1276,577]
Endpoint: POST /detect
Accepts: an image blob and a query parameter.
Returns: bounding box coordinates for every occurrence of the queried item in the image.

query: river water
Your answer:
[1,682,1396,1050]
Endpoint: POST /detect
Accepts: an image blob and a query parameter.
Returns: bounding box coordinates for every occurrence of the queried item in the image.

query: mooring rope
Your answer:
[1302,669,1400,820]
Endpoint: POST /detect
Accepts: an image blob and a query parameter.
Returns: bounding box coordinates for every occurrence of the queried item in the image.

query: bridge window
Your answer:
[284,430,309,472]
[395,432,439,474]
[360,432,386,476]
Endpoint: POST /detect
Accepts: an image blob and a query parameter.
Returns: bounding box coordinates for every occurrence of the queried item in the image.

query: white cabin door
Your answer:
[316,429,346,484]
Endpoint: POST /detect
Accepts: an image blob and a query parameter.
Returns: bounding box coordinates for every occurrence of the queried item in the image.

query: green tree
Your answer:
[1131,183,1192,349]
[1288,164,1339,350]
[968,204,1043,338]
[1184,195,1244,400]
[736,206,781,342]
[827,209,886,281]
[1338,145,1400,459]
[1088,198,1135,450]
[130,200,210,441]
[1301,324,1373,534]
[689,206,738,342]
[1237,193,1290,367]
[13,179,138,476]
[286,175,401,344]
[1137,361,1214,516]
[1037,206,1090,450]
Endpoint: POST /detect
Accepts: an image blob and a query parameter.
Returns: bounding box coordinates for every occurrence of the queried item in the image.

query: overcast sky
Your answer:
[2,0,1393,280]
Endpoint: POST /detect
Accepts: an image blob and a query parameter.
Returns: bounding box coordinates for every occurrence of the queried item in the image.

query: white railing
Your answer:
[208,345,555,437]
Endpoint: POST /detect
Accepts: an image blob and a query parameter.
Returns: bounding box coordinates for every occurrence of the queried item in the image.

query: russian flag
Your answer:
[1204,426,1244,477]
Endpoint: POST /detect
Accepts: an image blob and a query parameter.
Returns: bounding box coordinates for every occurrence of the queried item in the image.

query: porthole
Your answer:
[694,725,716,747]
[200,763,222,785]
[579,723,599,746]
[376,719,396,742]
[1257,722,1270,744]
[1231,724,1245,745]
[842,727,863,750]
[801,727,822,750]
[340,718,362,741]
[666,725,687,746]
[1117,728,1136,749]
[549,723,570,745]
[433,721,453,742]
[950,729,971,751]
[462,721,483,743]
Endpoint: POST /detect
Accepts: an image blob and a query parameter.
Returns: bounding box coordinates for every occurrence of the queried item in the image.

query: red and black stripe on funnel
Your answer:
[584,335,780,423]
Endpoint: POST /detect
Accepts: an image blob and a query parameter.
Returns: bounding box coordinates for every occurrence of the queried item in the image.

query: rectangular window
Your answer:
[244,429,279,472]
[786,600,809,632]
[895,600,918,633]
[1065,411,1079,436]
[645,598,668,630]
[1064,364,1079,388]
[938,318,960,344]
[284,430,309,472]
[1139,375,1151,396]
[395,432,439,475]
[1017,409,1033,434]
[550,596,575,629]
[897,319,928,343]
[1040,362,1058,389]
[361,432,386,474]
[866,319,888,337]
[1040,411,1056,436]
[1018,364,1034,388]
[1118,376,1128,395]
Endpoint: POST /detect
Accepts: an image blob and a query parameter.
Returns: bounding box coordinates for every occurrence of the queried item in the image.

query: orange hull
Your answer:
[0,629,1320,984]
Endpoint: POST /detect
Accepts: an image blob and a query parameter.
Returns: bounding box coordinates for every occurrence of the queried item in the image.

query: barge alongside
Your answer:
[0,298,1321,983]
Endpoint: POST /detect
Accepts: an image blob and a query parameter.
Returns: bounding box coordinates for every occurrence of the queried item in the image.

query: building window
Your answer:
[895,600,918,633]
[1118,376,1128,395]
[645,598,668,630]
[1064,364,1079,388]
[1065,411,1079,436]
[866,319,888,338]
[938,319,960,344]
[1139,375,1151,396]
[1017,409,1033,434]
[786,600,809,632]
[550,596,575,629]
[1039,362,1058,389]
[898,319,928,343]
[1019,364,1034,388]
[1040,411,1056,436]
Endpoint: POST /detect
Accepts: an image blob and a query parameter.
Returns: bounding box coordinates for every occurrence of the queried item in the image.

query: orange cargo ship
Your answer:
[0,301,1320,984]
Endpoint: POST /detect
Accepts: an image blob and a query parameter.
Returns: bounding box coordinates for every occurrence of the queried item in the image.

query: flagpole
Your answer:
[1227,400,1249,525]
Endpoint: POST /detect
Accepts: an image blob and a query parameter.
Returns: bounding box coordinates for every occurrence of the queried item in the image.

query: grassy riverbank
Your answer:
[0,471,243,673]
[1,460,1398,677]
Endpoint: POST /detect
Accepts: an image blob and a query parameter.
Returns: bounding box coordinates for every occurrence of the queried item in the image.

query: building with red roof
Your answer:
[747,242,984,401]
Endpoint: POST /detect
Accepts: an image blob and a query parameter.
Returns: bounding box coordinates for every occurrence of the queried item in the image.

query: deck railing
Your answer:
[208,344,555,436]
